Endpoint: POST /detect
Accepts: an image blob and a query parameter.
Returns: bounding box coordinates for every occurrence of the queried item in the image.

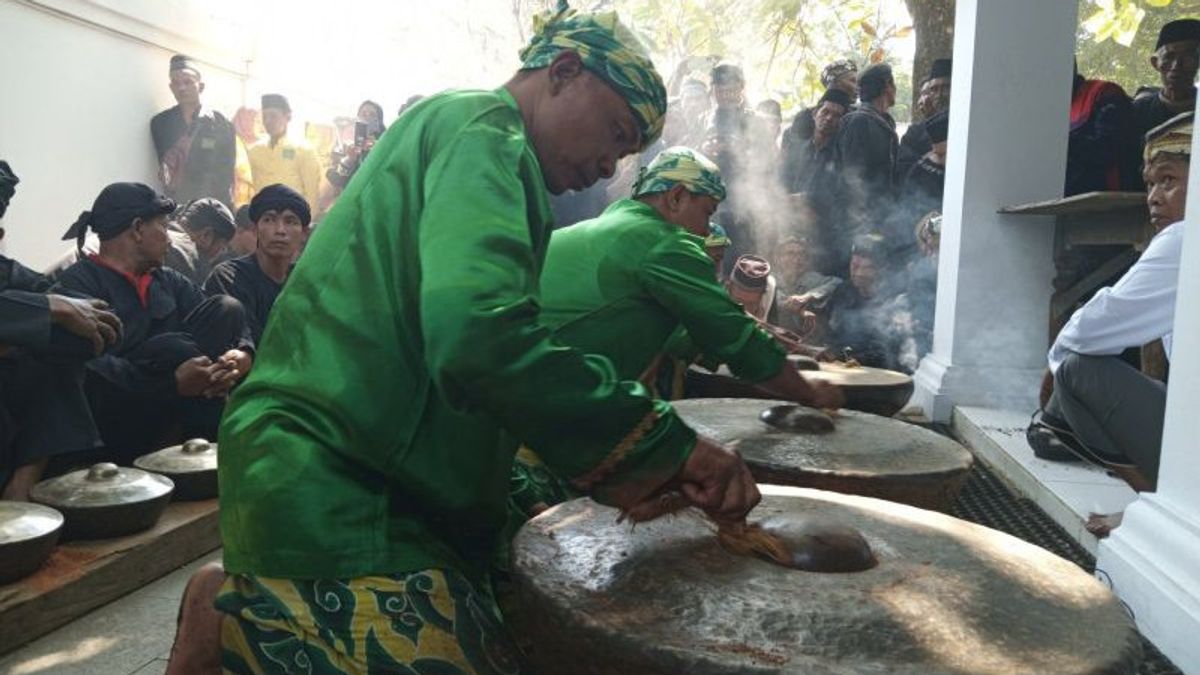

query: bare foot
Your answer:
[165,562,226,675]
[1086,512,1124,538]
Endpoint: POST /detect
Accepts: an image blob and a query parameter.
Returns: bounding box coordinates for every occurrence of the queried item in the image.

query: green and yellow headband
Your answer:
[519,2,667,149]
[632,146,727,201]
[704,222,731,249]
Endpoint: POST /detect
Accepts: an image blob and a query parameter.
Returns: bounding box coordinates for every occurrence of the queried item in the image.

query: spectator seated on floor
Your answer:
[165,198,237,286]
[0,161,123,500]
[725,253,775,321]
[824,234,907,369]
[773,235,842,339]
[230,204,258,257]
[204,184,309,343]
[55,182,255,461]
[1027,112,1191,537]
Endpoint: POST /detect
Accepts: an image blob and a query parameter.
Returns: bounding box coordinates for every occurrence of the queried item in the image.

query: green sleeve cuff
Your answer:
[585,400,696,507]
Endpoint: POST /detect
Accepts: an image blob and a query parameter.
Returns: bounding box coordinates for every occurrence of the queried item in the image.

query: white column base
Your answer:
[913,353,1042,422]
[1096,494,1200,672]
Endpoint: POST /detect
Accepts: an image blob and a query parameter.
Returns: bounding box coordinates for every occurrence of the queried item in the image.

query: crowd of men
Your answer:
[0,5,1195,672]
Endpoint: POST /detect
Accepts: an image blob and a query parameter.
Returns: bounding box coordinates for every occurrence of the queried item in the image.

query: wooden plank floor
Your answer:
[0,500,220,656]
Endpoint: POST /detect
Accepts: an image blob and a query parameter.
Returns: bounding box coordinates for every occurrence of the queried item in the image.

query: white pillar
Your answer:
[913,0,1077,421]
[1096,126,1200,673]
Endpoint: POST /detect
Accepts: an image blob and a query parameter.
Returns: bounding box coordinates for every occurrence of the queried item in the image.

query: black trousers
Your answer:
[0,353,101,486]
[86,295,248,462]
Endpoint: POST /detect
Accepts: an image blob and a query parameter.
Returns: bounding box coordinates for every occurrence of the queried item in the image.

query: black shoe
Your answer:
[1026,411,1083,463]
[1026,410,1136,468]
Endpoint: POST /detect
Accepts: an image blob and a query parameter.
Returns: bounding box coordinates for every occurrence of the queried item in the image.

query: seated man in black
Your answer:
[204,184,308,342]
[0,161,123,499]
[56,182,254,459]
[824,234,905,370]
[164,197,238,286]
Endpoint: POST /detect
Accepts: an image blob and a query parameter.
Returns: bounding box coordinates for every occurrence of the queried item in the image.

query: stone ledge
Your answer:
[951,405,1137,556]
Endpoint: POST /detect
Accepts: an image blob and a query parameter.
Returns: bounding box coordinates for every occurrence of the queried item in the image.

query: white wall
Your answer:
[0,0,247,270]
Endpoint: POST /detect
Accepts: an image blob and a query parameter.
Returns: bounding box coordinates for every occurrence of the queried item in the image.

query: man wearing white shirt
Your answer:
[1029,112,1191,536]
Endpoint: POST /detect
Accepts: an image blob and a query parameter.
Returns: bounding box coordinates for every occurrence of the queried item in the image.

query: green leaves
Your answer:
[1082,0,1167,46]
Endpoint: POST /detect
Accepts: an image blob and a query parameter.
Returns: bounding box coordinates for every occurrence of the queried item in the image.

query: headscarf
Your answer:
[820,59,858,89]
[519,1,667,149]
[1144,111,1193,165]
[249,183,311,227]
[170,54,201,77]
[61,182,176,249]
[262,94,291,114]
[704,222,730,249]
[632,146,726,201]
[819,88,853,110]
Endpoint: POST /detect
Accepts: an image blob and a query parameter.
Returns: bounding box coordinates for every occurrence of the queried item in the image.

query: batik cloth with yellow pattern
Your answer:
[1144,110,1193,164]
[217,570,523,674]
[632,146,727,201]
[519,2,667,149]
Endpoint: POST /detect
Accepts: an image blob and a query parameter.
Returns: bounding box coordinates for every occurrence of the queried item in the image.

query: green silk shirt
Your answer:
[218,90,695,582]
[539,199,786,383]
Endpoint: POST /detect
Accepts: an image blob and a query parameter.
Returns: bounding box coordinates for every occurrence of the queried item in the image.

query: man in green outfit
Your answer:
[509,147,844,520]
[186,5,762,675]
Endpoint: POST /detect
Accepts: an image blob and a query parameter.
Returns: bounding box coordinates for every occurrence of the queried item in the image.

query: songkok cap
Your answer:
[181,198,236,240]
[1157,19,1200,50]
[819,88,853,109]
[731,254,771,290]
[519,1,667,149]
[261,94,291,113]
[633,146,727,201]
[1144,111,1194,165]
[249,183,311,227]
[62,182,175,248]
[820,59,858,89]
[928,58,952,81]
[924,111,950,144]
[169,54,201,77]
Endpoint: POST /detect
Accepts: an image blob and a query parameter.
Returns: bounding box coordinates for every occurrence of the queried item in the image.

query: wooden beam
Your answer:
[1050,249,1139,321]
[0,500,219,655]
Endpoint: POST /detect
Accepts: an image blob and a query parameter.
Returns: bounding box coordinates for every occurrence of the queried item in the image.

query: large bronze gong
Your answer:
[674,398,972,511]
[687,362,915,417]
[512,489,1142,675]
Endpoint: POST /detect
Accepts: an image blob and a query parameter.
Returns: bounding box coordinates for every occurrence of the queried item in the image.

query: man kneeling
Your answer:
[1029,112,1191,536]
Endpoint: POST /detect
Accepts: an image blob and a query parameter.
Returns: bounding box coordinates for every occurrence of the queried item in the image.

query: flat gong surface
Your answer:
[673,398,971,479]
[513,489,1141,675]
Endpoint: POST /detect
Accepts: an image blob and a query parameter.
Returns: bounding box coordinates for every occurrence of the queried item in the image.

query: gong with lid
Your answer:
[134,438,218,500]
[30,463,174,539]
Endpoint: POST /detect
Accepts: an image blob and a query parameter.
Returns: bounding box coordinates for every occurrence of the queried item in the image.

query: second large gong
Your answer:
[673,398,972,511]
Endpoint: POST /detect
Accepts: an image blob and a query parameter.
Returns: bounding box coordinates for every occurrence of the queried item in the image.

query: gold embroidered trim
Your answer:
[570,409,659,491]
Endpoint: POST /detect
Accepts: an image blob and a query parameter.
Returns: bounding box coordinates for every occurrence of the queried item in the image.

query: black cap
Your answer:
[851,233,886,261]
[924,111,950,144]
[261,94,290,113]
[181,198,236,240]
[929,58,952,81]
[711,63,745,86]
[1157,19,1200,50]
[249,184,311,227]
[0,160,18,220]
[819,88,853,109]
[170,54,201,76]
[62,182,175,248]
